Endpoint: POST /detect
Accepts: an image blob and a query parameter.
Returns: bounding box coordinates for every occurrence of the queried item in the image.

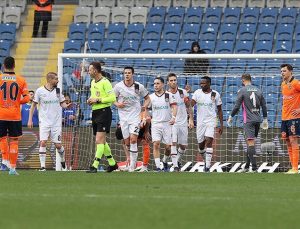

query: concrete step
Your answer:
[22,65,47,72]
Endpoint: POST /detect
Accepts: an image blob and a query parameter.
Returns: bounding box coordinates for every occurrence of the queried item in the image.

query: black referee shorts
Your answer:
[92,107,112,135]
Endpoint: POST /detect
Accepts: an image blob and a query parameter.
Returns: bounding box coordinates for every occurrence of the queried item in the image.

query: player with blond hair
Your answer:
[28,72,69,171]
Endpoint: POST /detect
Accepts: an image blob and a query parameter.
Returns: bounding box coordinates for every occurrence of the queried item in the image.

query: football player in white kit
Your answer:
[28,72,70,171]
[167,73,194,170]
[191,76,223,172]
[144,76,177,171]
[114,66,150,172]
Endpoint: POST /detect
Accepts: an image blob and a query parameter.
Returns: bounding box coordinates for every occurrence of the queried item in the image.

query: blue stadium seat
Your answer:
[162,23,181,41]
[254,40,273,53]
[276,23,294,42]
[259,7,278,24]
[247,58,266,73]
[144,23,163,41]
[101,39,121,53]
[187,78,200,90]
[86,39,101,53]
[199,40,215,53]
[257,23,276,41]
[223,7,241,24]
[238,23,257,41]
[139,40,159,53]
[241,7,260,24]
[68,23,86,44]
[227,58,247,73]
[0,40,11,53]
[0,23,16,44]
[211,76,224,87]
[200,23,219,41]
[265,58,282,73]
[114,58,135,67]
[275,40,292,53]
[107,23,125,40]
[289,58,300,71]
[278,8,297,25]
[235,40,253,53]
[203,7,222,24]
[135,74,149,86]
[125,23,144,41]
[215,40,234,53]
[182,23,200,41]
[295,24,300,42]
[171,58,185,72]
[251,77,263,87]
[177,77,187,88]
[219,23,238,41]
[64,40,82,53]
[166,6,185,24]
[210,59,228,73]
[226,77,242,87]
[87,23,105,41]
[185,7,203,24]
[120,39,140,53]
[264,76,281,86]
[153,58,171,71]
[178,40,193,53]
[148,6,166,24]
[159,40,177,53]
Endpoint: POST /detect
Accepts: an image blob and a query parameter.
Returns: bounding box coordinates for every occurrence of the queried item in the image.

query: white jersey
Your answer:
[192,89,222,125]
[34,86,65,127]
[114,81,148,123]
[169,88,188,126]
[149,91,176,124]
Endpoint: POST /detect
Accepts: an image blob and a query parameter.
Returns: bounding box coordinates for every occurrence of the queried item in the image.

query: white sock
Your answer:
[130,143,138,170]
[171,146,178,167]
[58,146,65,162]
[177,148,185,162]
[2,159,9,166]
[39,154,46,168]
[154,158,161,169]
[206,148,213,168]
[162,155,169,163]
[39,146,46,168]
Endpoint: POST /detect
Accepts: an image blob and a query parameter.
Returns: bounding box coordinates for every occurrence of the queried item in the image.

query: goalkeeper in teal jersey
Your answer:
[86,61,118,173]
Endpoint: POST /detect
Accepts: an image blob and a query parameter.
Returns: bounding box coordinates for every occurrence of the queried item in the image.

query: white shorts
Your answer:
[151,122,172,145]
[172,125,188,145]
[40,126,62,143]
[196,122,215,143]
[120,120,140,139]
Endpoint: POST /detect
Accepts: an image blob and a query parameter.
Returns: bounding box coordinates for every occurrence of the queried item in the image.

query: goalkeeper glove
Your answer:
[227,116,233,127]
[261,118,269,130]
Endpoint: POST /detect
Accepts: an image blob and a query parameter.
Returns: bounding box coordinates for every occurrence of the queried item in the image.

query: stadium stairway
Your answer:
[13,4,76,90]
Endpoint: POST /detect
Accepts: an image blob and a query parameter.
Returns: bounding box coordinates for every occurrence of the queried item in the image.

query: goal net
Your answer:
[57,53,299,172]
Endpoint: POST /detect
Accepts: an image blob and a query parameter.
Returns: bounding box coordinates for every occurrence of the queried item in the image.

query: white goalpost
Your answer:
[57,53,300,172]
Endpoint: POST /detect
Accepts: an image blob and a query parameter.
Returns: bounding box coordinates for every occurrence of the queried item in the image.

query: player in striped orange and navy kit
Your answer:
[0,56,30,175]
[280,64,300,174]
[227,74,268,173]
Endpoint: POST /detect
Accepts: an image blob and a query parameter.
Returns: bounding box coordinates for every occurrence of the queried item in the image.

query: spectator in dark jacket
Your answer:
[184,41,209,75]
[32,0,54,38]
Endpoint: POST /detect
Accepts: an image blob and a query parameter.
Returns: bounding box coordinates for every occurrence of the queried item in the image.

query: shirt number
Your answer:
[250,92,256,108]
[0,82,19,101]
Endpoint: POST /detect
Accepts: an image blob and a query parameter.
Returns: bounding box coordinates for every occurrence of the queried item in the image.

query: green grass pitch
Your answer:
[0,171,299,229]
